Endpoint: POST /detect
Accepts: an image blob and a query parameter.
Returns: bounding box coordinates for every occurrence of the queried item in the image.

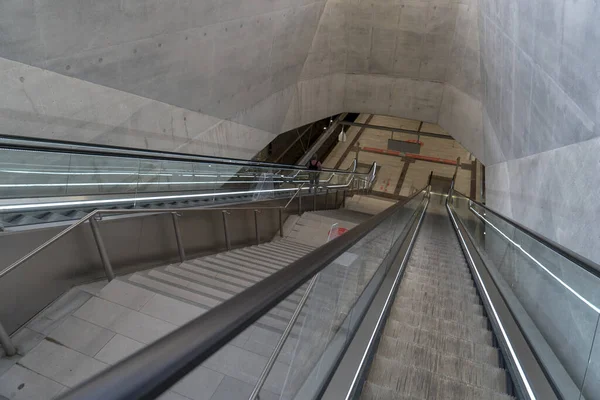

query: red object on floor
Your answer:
[328,227,348,239]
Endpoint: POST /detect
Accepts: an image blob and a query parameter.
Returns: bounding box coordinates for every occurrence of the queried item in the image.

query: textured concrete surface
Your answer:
[0,0,484,163]
[481,0,600,269]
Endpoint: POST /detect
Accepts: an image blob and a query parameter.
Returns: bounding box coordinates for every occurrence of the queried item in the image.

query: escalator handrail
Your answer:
[0,160,373,214]
[452,190,600,282]
[0,135,370,175]
[56,186,429,400]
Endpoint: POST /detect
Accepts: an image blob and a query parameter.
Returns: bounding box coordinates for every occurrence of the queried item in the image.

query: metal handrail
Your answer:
[56,186,429,400]
[451,190,600,279]
[0,162,375,215]
[0,184,348,281]
[0,135,364,174]
[284,183,305,209]
[0,182,350,355]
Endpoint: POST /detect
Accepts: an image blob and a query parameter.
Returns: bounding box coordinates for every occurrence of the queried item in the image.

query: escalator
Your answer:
[360,200,513,399]
[1,177,598,400]
[0,135,374,229]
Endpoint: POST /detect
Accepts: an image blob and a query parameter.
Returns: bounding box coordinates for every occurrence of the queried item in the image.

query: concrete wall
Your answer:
[477,0,600,396]
[480,0,600,266]
[0,1,327,157]
[299,0,485,161]
[1,0,485,163]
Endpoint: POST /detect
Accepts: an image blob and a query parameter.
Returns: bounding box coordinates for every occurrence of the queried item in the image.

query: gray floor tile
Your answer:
[28,290,91,335]
[98,280,155,311]
[140,294,204,326]
[77,280,108,296]
[108,308,177,344]
[0,364,66,400]
[94,334,144,365]
[172,366,224,400]
[0,356,18,377]
[73,297,130,330]
[158,391,192,400]
[47,316,115,357]
[209,376,279,400]
[73,297,176,344]
[19,340,108,388]
[204,345,267,386]
[4,328,45,357]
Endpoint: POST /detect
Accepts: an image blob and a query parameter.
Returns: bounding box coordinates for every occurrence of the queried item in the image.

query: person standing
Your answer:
[307,154,322,193]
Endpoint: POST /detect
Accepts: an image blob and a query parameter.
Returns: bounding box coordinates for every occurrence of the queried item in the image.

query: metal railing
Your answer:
[451,189,600,279]
[0,134,358,174]
[0,167,376,356]
[53,183,424,400]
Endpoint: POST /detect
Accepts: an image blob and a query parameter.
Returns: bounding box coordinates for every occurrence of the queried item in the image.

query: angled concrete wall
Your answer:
[0,0,326,157]
[296,0,484,161]
[480,0,600,269]
[1,0,484,162]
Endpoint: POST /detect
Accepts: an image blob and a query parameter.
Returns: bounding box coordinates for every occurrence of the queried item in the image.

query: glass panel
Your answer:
[450,192,600,396]
[580,317,600,399]
[0,148,71,198]
[65,153,140,196]
[251,191,426,400]
[0,142,371,228]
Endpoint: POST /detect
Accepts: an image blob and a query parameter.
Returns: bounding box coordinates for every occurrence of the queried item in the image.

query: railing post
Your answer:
[254,210,260,245]
[222,211,231,251]
[342,190,346,208]
[313,191,317,211]
[278,208,284,238]
[298,194,302,216]
[325,188,329,209]
[90,216,115,281]
[0,321,16,357]
[171,212,185,263]
[335,190,339,209]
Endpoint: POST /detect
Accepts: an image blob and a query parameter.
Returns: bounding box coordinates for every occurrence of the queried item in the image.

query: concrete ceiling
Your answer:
[0,0,484,161]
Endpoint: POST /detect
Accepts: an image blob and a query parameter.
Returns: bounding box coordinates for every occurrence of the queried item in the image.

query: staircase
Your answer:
[360,202,515,400]
[0,210,369,400]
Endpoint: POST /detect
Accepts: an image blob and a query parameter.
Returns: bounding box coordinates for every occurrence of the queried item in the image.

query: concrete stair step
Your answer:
[178,261,256,288]
[261,242,310,257]
[276,238,317,251]
[192,258,265,282]
[238,247,298,264]
[224,251,287,270]
[215,253,280,274]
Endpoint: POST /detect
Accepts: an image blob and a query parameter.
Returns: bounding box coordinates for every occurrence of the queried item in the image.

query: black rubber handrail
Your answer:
[453,190,600,280]
[0,135,364,174]
[58,186,429,400]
